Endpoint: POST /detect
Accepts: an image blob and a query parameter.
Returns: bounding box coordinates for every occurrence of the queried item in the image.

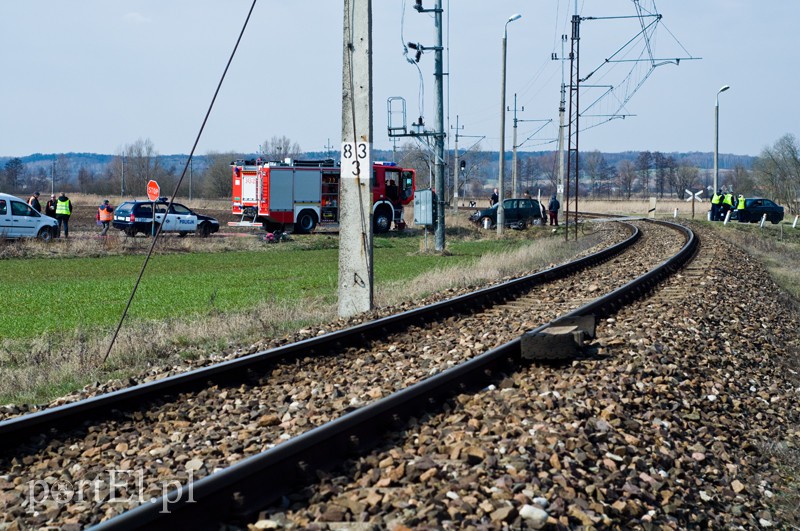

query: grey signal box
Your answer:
[414,189,435,226]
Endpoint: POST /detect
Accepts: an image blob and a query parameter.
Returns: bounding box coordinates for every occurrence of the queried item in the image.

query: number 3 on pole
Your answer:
[341,142,370,179]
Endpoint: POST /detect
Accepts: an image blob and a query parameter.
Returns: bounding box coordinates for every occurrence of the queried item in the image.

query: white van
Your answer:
[0,193,58,241]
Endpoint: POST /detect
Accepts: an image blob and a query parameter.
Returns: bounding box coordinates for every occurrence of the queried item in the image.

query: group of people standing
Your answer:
[26,192,114,237]
[710,189,744,221]
[28,191,73,237]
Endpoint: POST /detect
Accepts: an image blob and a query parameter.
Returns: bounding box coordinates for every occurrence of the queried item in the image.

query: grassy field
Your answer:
[0,236,540,340]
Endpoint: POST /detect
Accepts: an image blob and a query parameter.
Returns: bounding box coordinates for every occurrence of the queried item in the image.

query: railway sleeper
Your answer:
[521,314,596,361]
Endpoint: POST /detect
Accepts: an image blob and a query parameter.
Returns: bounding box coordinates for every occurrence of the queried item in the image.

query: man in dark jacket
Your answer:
[45,194,57,218]
[547,194,560,226]
[55,192,73,238]
[27,191,41,212]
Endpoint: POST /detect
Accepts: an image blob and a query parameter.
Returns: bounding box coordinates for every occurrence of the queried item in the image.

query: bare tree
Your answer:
[3,158,25,190]
[534,152,559,195]
[665,155,678,196]
[203,152,238,198]
[397,142,433,190]
[261,136,302,162]
[653,152,669,198]
[616,160,637,199]
[674,161,699,198]
[752,133,800,212]
[584,151,610,197]
[635,151,652,197]
[726,164,756,196]
[29,167,49,194]
[125,138,162,196]
[77,165,95,191]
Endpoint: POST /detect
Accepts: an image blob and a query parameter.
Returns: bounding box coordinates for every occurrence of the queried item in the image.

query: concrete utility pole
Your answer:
[498,14,521,235]
[338,0,374,318]
[556,34,567,207]
[713,84,730,194]
[433,0,445,252]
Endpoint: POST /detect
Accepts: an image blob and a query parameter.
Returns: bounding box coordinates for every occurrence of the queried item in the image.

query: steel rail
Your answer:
[91,219,696,530]
[0,223,639,446]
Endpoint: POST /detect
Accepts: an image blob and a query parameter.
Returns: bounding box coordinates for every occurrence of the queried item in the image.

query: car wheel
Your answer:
[148,223,161,237]
[771,216,781,225]
[480,216,494,230]
[373,207,392,234]
[37,227,53,243]
[198,223,212,238]
[294,210,317,234]
[178,231,189,238]
[124,227,136,237]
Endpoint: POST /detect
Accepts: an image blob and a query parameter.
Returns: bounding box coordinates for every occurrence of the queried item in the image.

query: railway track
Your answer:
[0,219,697,529]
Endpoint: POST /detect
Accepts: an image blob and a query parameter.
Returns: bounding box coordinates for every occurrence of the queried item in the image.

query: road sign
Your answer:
[685,190,703,202]
[147,180,160,201]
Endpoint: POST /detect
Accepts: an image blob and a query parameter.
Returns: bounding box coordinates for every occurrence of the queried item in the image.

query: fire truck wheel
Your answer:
[294,210,317,234]
[373,207,392,233]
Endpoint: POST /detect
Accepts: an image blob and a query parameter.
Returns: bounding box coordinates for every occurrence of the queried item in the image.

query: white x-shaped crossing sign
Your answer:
[685,190,703,202]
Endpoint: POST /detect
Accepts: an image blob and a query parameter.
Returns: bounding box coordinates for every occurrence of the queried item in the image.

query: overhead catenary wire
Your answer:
[102,0,259,365]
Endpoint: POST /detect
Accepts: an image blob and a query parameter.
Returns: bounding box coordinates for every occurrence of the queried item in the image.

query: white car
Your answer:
[0,193,58,242]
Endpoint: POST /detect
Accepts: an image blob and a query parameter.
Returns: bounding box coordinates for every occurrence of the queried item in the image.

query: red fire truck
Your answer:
[230,158,415,233]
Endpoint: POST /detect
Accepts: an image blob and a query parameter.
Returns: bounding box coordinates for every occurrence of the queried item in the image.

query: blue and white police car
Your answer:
[112,199,219,237]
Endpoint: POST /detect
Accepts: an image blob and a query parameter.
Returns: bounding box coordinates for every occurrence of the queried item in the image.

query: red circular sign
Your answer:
[146,180,160,201]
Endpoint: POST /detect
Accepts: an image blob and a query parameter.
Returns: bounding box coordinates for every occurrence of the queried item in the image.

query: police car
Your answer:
[0,193,58,241]
[112,199,219,237]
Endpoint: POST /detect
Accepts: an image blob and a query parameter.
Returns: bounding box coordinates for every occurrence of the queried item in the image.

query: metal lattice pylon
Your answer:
[565,15,580,241]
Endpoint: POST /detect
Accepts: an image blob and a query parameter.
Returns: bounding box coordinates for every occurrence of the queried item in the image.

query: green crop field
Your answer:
[0,237,530,341]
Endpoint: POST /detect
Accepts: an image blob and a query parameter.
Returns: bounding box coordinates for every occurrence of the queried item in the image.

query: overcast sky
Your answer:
[1,1,797,159]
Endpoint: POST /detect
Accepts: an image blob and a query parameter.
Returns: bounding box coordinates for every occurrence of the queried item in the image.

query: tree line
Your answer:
[2,134,798,214]
[396,133,798,213]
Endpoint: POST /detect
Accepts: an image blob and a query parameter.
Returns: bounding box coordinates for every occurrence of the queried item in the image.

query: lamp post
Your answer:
[713,84,730,194]
[497,13,522,235]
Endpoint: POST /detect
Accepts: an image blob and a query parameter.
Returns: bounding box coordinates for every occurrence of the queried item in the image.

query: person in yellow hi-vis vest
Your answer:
[55,192,72,238]
[710,189,722,221]
[735,194,746,222]
[721,192,734,220]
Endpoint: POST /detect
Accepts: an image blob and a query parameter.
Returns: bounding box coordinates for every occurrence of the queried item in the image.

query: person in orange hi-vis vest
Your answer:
[97,199,114,237]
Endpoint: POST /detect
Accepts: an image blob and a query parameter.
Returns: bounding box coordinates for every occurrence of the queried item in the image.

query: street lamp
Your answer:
[497,13,522,235]
[713,84,730,194]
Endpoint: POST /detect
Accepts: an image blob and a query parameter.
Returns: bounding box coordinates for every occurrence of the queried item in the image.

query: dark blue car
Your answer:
[468,198,545,229]
[734,198,784,224]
